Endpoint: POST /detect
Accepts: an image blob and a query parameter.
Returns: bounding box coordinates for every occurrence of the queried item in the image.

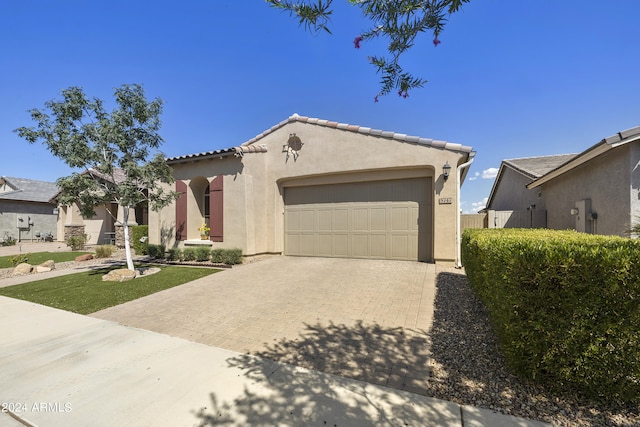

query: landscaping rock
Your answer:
[35,266,52,273]
[102,268,136,282]
[13,263,33,275]
[75,254,94,262]
[39,260,55,269]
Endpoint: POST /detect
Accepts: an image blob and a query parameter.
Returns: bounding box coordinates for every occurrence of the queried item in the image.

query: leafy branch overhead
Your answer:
[14,84,178,218]
[14,84,180,271]
[266,0,470,100]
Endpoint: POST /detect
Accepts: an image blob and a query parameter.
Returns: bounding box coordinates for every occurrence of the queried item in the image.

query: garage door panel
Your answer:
[370,208,386,231]
[300,210,316,232]
[285,178,431,261]
[318,209,332,231]
[370,234,386,257]
[286,210,300,231]
[318,234,333,256]
[352,208,369,231]
[299,234,316,255]
[352,234,368,257]
[391,207,409,231]
[332,209,349,231]
[332,234,349,256]
[391,234,409,259]
[286,234,300,254]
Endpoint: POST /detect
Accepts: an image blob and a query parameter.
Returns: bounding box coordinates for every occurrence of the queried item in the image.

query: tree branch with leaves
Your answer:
[15,84,179,272]
[267,0,469,101]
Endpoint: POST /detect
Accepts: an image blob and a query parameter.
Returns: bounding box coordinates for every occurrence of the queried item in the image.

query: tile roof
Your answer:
[242,113,473,153]
[167,113,473,163]
[503,154,578,179]
[0,176,59,203]
[166,145,268,163]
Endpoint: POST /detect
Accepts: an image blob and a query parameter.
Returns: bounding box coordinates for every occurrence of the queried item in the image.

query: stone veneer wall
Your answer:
[64,225,86,243]
[115,224,125,248]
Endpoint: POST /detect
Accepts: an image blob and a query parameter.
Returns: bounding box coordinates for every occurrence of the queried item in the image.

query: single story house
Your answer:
[0,176,59,242]
[486,125,640,236]
[485,154,576,228]
[149,114,475,265]
[53,169,148,246]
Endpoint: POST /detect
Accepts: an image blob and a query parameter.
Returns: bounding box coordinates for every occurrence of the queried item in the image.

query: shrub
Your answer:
[66,234,87,251]
[148,244,166,259]
[210,248,225,263]
[181,247,196,262]
[462,228,640,404]
[1,233,16,246]
[166,248,181,261]
[95,245,115,258]
[221,248,243,265]
[195,246,211,262]
[130,225,149,255]
[10,253,30,266]
[209,248,242,265]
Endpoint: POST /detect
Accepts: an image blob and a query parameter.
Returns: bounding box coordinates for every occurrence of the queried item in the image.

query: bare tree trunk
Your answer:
[122,207,135,271]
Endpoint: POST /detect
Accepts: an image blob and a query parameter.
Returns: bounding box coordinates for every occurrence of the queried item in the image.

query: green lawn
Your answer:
[0,252,92,268]
[0,265,220,314]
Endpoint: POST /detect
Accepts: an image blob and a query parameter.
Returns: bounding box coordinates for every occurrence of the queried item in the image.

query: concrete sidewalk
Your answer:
[1,296,549,427]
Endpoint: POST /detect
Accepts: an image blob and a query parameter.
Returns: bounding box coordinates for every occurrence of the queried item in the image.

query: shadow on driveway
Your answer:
[192,270,639,426]
[193,346,459,427]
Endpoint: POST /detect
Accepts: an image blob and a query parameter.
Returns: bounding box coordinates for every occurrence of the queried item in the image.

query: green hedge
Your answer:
[147,244,166,259]
[210,248,243,265]
[166,248,181,261]
[130,225,149,255]
[462,228,640,404]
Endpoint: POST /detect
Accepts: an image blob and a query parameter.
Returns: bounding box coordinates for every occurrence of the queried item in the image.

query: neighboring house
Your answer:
[52,168,148,246]
[150,114,475,265]
[485,154,576,228]
[486,125,640,236]
[0,176,59,242]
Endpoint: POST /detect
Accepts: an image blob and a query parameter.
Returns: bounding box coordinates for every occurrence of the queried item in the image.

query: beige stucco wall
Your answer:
[489,167,542,211]
[542,145,632,236]
[150,121,470,263]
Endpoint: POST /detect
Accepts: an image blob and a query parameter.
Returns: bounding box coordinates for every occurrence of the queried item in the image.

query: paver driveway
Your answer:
[91,256,440,394]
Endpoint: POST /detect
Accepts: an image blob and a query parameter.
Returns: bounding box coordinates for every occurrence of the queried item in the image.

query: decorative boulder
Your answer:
[13,263,33,275]
[102,268,136,282]
[75,254,94,262]
[35,266,52,273]
[40,260,55,270]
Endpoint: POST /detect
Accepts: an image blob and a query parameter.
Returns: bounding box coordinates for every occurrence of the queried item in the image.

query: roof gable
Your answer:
[0,176,59,203]
[243,113,473,153]
[485,154,576,209]
[167,113,473,164]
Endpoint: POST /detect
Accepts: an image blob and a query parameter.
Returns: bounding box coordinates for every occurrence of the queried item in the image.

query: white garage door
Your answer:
[284,178,431,261]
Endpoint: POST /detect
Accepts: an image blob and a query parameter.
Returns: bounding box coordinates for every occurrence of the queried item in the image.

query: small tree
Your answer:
[267,0,470,100]
[15,84,179,272]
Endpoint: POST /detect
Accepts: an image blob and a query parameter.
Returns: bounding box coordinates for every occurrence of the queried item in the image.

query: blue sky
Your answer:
[1,1,639,213]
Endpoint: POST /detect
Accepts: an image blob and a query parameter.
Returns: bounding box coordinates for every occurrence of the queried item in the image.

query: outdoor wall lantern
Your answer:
[570,208,579,216]
[282,133,303,161]
[442,161,451,181]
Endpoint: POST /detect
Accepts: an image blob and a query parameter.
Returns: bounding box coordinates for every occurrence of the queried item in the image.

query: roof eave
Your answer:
[242,113,474,155]
[527,128,640,189]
